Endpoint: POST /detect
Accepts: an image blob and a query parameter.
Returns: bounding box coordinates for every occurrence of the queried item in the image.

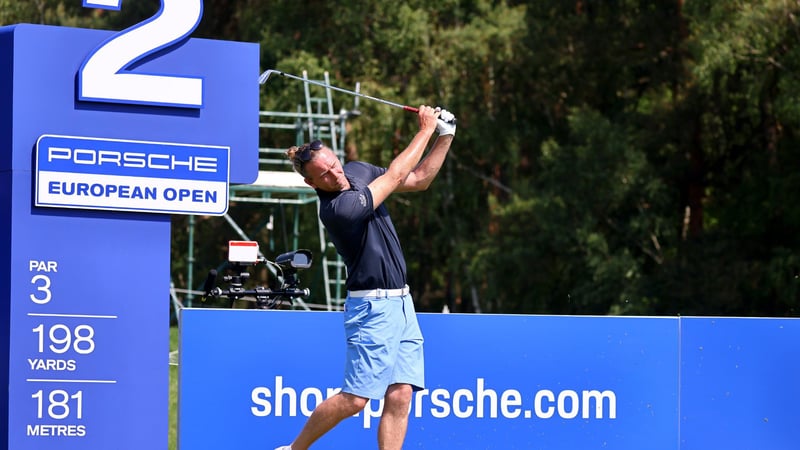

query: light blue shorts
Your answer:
[342,291,425,400]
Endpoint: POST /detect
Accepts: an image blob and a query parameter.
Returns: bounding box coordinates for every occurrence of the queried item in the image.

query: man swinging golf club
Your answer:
[275,104,456,450]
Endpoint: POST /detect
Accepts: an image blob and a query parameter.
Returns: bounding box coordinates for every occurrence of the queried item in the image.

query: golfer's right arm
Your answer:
[367,105,439,209]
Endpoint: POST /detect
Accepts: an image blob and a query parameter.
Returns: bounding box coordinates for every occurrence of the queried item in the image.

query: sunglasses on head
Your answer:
[296,140,324,164]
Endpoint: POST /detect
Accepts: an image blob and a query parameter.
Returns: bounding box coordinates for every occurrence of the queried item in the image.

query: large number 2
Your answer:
[79,0,204,108]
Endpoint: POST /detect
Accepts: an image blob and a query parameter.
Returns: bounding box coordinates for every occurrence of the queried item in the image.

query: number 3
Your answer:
[30,274,52,304]
[79,0,204,108]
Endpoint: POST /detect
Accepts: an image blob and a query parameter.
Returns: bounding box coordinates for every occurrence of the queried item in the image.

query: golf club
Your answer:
[259,69,455,123]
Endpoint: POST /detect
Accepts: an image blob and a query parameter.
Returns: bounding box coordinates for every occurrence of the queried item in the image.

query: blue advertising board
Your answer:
[178,311,680,449]
[680,318,800,450]
[179,312,800,449]
[1,1,260,448]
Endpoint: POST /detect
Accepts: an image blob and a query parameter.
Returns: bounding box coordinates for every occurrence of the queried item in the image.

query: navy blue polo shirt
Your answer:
[316,161,407,291]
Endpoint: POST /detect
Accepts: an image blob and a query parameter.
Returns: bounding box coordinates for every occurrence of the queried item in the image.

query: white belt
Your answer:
[348,285,410,298]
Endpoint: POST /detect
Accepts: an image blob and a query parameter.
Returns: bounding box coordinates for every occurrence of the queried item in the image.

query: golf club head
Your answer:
[258,69,277,85]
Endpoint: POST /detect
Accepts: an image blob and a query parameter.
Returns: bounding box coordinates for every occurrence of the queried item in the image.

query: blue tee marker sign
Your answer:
[1,1,259,449]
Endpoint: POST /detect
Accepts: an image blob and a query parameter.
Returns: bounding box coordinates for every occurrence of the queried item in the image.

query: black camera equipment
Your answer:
[201,245,312,310]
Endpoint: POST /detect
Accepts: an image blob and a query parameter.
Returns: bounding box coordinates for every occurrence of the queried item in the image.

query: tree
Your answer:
[5,0,797,316]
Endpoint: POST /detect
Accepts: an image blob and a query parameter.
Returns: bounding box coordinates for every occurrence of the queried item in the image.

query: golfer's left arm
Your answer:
[397,134,454,192]
[398,109,456,192]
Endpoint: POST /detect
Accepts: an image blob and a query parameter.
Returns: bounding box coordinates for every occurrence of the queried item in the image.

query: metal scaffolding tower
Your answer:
[179,71,358,312]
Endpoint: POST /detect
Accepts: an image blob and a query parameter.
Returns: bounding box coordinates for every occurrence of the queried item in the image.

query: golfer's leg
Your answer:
[377,383,413,450]
[290,392,367,450]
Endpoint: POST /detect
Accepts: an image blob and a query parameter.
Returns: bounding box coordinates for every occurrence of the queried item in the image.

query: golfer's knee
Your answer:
[339,392,369,414]
[384,384,413,410]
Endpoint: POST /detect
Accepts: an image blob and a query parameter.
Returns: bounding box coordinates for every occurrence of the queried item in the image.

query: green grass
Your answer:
[169,325,179,450]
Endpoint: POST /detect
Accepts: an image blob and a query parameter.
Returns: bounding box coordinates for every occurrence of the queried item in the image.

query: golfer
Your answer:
[275,105,456,450]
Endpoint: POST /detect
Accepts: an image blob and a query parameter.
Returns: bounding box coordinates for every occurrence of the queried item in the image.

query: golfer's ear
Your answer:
[304,178,315,189]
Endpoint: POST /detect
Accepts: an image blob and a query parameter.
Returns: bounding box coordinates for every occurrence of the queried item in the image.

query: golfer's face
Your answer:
[305,148,348,192]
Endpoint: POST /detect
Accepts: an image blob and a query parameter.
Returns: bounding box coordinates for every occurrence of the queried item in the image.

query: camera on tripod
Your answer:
[202,240,312,309]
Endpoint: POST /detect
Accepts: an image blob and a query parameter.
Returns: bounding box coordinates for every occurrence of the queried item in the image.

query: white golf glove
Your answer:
[436,108,456,136]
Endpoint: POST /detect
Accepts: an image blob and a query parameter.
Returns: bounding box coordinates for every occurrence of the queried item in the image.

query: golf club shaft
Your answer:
[260,69,419,113]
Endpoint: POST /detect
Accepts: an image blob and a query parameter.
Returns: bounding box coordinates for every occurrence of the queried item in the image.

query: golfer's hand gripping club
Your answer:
[435,108,457,136]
